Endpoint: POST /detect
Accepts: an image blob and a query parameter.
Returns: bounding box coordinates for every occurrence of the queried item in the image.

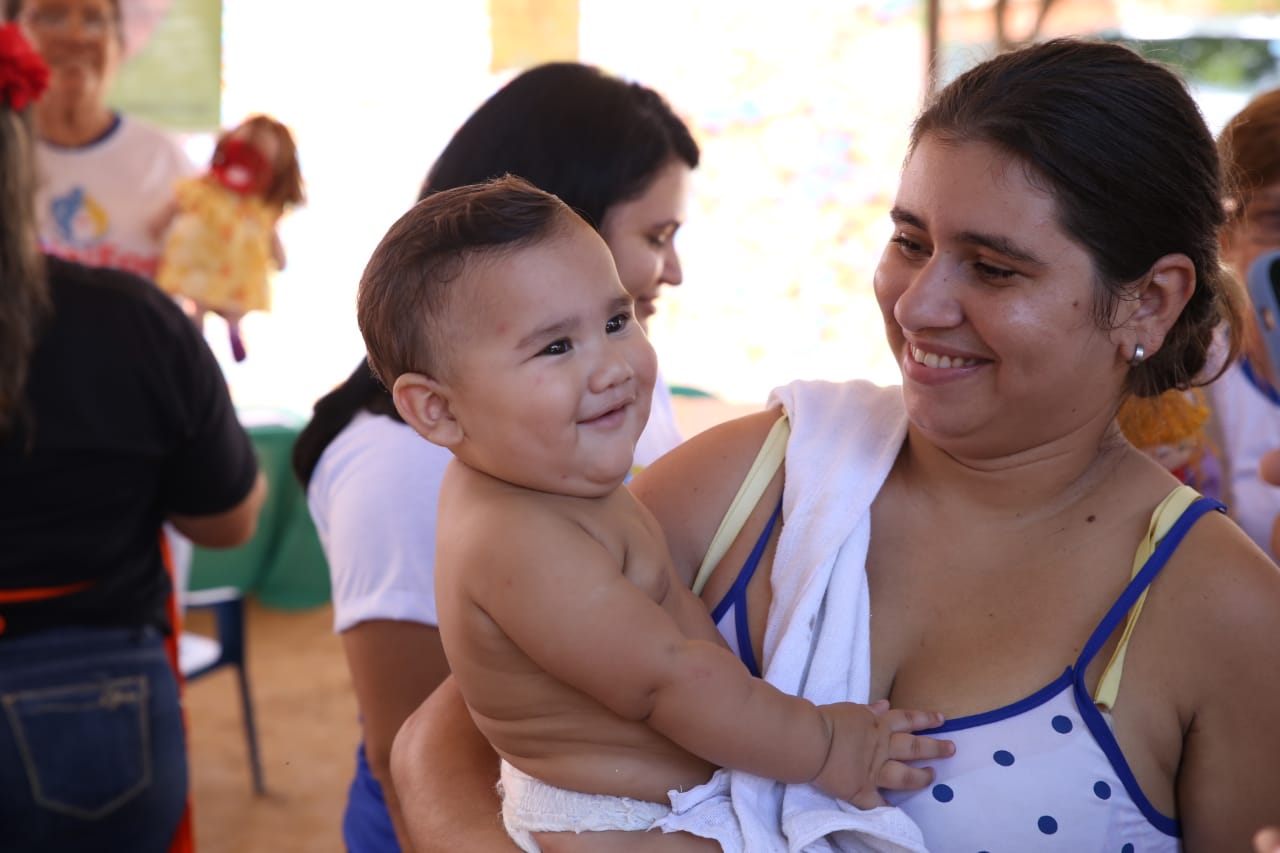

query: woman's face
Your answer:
[1221,182,1280,367]
[1221,182,1280,288]
[874,137,1126,458]
[598,159,692,332]
[19,0,121,111]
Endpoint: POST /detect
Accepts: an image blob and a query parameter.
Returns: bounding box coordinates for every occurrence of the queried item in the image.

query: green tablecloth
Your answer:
[188,421,330,610]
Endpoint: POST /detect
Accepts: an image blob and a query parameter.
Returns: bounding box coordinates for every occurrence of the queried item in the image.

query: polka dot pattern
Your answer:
[882,672,1181,851]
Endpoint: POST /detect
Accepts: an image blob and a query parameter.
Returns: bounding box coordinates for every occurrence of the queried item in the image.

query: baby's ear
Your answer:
[392,372,462,448]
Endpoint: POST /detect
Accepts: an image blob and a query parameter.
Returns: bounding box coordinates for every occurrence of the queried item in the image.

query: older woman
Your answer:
[6,0,192,278]
[393,39,1280,852]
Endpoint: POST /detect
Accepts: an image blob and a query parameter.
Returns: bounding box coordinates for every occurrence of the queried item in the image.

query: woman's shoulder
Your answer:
[117,115,186,151]
[632,408,783,499]
[630,408,784,575]
[48,255,189,331]
[313,411,450,493]
[1152,503,1280,665]
[115,116,197,176]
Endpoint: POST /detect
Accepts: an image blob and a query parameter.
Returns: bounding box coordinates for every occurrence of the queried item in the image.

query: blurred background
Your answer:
[108,2,1280,850]
[121,0,1280,415]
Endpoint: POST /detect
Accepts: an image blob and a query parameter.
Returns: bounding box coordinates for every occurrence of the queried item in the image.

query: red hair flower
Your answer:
[0,23,49,111]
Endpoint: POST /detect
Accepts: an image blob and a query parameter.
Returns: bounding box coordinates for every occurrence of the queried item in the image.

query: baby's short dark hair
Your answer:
[358,174,572,386]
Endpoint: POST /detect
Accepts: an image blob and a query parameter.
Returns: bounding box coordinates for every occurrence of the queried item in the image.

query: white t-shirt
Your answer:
[35,115,194,280]
[1207,360,1280,557]
[634,373,683,476]
[311,375,686,633]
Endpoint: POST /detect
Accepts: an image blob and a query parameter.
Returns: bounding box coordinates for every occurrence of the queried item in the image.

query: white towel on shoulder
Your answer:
[663,379,927,852]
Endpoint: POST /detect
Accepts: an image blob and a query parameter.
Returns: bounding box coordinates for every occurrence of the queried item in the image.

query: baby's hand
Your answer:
[810,700,954,810]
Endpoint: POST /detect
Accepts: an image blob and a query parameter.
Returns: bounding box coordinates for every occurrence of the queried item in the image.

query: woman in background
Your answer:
[291,62,700,852]
[7,0,193,279]
[1208,87,1280,561]
[0,23,263,853]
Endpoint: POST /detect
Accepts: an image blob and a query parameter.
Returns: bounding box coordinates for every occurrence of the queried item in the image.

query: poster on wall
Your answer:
[109,0,222,131]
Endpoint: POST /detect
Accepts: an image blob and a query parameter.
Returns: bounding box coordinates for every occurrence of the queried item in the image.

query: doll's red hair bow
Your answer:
[0,23,49,111]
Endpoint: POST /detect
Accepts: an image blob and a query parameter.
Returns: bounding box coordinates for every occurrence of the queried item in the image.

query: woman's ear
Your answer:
[392,373,463,448]
[1114,253,1196,361]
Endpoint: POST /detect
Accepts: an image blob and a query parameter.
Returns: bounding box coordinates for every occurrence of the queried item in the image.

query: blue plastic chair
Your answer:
[179,587,265,794]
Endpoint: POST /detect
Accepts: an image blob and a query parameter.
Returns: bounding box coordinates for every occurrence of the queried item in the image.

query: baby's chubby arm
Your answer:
[451,498,952,802]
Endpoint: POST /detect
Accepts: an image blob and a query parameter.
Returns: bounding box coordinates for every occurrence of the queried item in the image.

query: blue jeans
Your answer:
[0,626,188,853]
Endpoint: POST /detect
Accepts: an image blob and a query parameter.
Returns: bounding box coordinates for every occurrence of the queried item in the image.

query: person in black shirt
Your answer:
[0,22,264,853]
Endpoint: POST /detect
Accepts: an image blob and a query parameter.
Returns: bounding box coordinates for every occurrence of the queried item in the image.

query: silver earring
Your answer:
[1130,344,1146,367]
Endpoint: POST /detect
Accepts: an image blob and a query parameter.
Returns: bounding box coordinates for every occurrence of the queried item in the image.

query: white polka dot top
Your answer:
[884,489,1223,852]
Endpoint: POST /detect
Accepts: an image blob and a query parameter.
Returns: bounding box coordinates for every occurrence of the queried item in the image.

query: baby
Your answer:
[357,175,952,851]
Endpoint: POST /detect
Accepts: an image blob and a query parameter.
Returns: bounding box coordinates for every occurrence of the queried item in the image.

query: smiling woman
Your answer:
[394,39,1280,853]
[876,139,1141,454]
[6,0,193,278]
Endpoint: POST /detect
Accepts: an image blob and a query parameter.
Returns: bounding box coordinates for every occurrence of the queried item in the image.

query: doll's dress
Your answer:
[156,177,277,315]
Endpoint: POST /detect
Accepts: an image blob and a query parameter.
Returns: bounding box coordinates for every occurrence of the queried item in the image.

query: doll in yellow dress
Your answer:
[156,114,305,361]
[1116,386,1222,500]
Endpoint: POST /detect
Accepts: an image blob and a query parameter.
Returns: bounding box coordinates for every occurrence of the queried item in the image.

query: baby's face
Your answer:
[443,220,658,497]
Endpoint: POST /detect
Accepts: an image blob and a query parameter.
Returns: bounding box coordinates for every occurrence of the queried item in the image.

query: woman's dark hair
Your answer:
[418,62,699,227]
[911,37,1244,398]
[290,360,399,487]
[0,95,49,436]
[1218,87,1280,222]
[293,63,698,486]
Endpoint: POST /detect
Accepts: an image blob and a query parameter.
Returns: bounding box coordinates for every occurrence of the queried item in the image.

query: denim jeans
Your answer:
[0,626,188,853]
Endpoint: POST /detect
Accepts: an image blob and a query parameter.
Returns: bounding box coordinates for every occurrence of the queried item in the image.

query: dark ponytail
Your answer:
[291,360,401,488]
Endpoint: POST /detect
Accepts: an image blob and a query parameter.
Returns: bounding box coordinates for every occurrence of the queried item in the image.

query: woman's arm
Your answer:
[169,470,266,547]
[389,679,727,853]
[390,677,516,852]
[309,413,457,846]
[343,620,451,853]
[1174,523,1280,850]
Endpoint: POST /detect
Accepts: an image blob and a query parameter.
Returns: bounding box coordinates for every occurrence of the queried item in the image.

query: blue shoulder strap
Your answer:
[1075,496,1225,673]
[709,499,783,678]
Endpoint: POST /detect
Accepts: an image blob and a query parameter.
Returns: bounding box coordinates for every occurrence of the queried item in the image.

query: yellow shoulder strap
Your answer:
[1093,484,1201,709]
[691,414,790,596]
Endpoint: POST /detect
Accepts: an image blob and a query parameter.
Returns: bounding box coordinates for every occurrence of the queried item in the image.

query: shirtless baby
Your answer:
[356,175,954,851]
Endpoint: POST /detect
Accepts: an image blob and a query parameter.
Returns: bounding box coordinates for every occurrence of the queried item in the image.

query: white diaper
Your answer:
[498,760,672,852]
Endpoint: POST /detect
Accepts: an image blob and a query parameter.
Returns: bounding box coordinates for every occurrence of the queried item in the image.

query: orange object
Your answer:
[159,532,196,853]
